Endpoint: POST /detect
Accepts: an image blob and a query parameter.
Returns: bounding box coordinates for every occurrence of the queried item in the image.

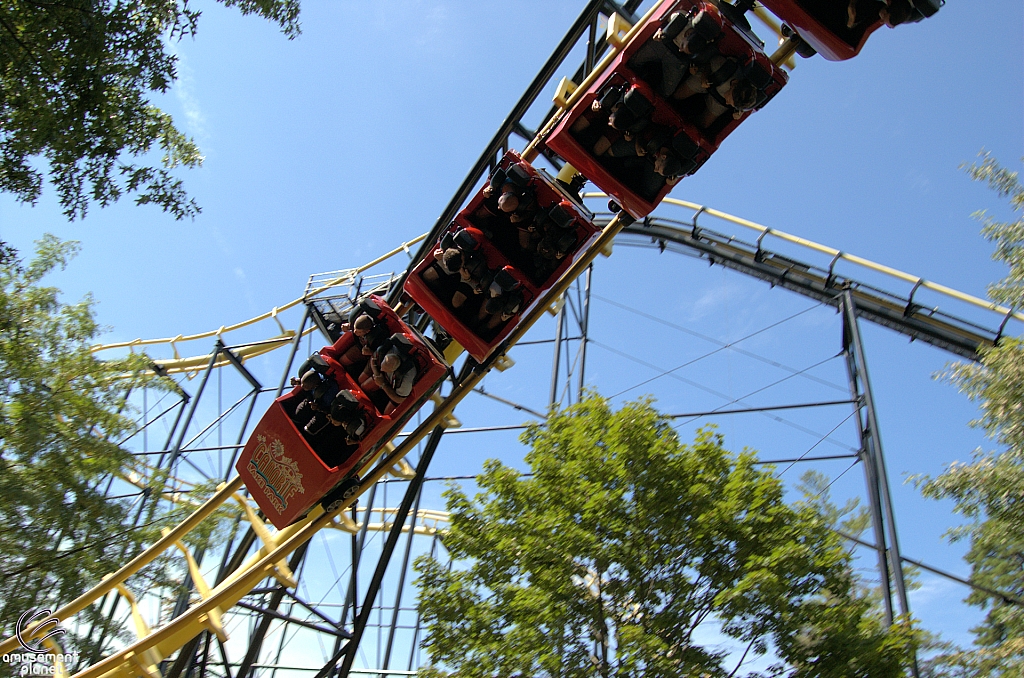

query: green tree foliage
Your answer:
[0,236,177,655]
[917,154,1024,676]
[0,0,300,220]
[415,396,917,678]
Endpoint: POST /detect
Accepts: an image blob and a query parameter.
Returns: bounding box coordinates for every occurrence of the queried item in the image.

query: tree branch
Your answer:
[727,638,757,678]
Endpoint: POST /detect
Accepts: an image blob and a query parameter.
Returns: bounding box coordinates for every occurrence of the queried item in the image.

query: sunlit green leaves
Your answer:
[415,396,915,678]
[0,0,300,220]
[916,155,1024,677]
[0,237,175,657]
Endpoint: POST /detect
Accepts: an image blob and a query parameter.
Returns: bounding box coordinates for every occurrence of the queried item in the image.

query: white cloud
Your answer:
[164,38,208,143]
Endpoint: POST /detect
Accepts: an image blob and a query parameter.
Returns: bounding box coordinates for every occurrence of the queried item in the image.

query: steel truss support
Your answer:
[840,290,919,675]
[618,217,997,360]
[550,266,595,408]
[90,336,266,672]
[318,425,449,678]
[75,0,1005,667]
[167,308,313,678]
[841,290,911,622]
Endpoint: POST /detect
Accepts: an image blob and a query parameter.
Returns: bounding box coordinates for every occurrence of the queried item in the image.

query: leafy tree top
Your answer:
[0,236,181,659]
[918,155,1024,677]
[0,0,300,220]
[416,395,916,678]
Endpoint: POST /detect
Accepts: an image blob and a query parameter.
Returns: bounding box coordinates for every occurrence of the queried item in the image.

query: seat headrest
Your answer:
[743,61,772,90]
[709,57,739,86]
[692,9,722,40]
[662,12,690,41]
[598,84,624,110]
[671,132,699,159]
[555,231,577,251]
[548,203,575,230]
[623,87,654,117]
[391,333,413,349]
[493,267,519,291]
[506,163,531,187]
[439,227,456,251]
[348,298,382,326]
[454,228,480,252]
[361,299,381,317]
[488,167,507,189]
[334,389,359,410]
[659,154,684,178]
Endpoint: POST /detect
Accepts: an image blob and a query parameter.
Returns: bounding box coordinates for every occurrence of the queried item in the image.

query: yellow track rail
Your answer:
[2,192,628,678]
[643,196,1022,326]
[91,234,428,356]
[14,3,1002,672]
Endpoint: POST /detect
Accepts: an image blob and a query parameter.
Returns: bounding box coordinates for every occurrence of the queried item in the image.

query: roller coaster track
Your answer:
[5,1,1007,676]
[615,198,1021,361]
[3,201,634,678]
[7,191,1016,676]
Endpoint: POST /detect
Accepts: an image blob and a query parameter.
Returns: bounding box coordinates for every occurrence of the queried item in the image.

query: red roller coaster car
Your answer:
[545,0,787,218]
[404,151,599,362]
[759,0,941,62]
[236,296,448,528]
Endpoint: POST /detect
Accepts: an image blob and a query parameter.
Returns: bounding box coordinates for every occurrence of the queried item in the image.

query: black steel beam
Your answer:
[386,0,626,306]
[319,425,448,678]
[616,218,996,361]
[235,542,312,678]
[221,345,262,391]
[235,601,352,638]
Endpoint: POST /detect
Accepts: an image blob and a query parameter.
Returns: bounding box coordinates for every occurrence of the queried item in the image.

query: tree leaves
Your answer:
[0,237,178,656]
[415,396,915,678]
[916,155,1024,676]
[0,0,300,220]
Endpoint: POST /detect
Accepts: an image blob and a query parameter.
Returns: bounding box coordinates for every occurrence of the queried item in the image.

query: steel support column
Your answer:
[320,423,449,678]
[577,264,593,400]
[841,291,919,675]
[381,483,425,676]
[234,543,311,678]
[169,310,311,678]
[550,300,566,407]
[841,290,912,621]
[163,341,223,475]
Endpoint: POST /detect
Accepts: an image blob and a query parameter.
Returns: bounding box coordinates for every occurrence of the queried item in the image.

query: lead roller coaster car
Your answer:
[404,151,599,362]
[236,296,448,528]
[545,0,787,218]
[759,0,941,61]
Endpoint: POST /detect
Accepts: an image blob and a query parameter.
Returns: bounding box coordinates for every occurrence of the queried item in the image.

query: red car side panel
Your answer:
[404,225,533,362]
[545,0,786,218]
[237,391,338,526]
[759,0,881,61]
[405,151,599,362]
[457,150,601,295]
[237,296,447,528]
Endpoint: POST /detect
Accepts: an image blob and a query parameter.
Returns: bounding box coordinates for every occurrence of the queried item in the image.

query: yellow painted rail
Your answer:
[587,193,1024,328]
[91,234,428,355]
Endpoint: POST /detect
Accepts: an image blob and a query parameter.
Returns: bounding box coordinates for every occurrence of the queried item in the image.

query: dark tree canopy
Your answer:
[416,396,917,678]
[0,0,300,220]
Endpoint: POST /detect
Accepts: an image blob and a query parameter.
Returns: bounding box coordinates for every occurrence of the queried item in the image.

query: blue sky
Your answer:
[3,0,1023,666]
